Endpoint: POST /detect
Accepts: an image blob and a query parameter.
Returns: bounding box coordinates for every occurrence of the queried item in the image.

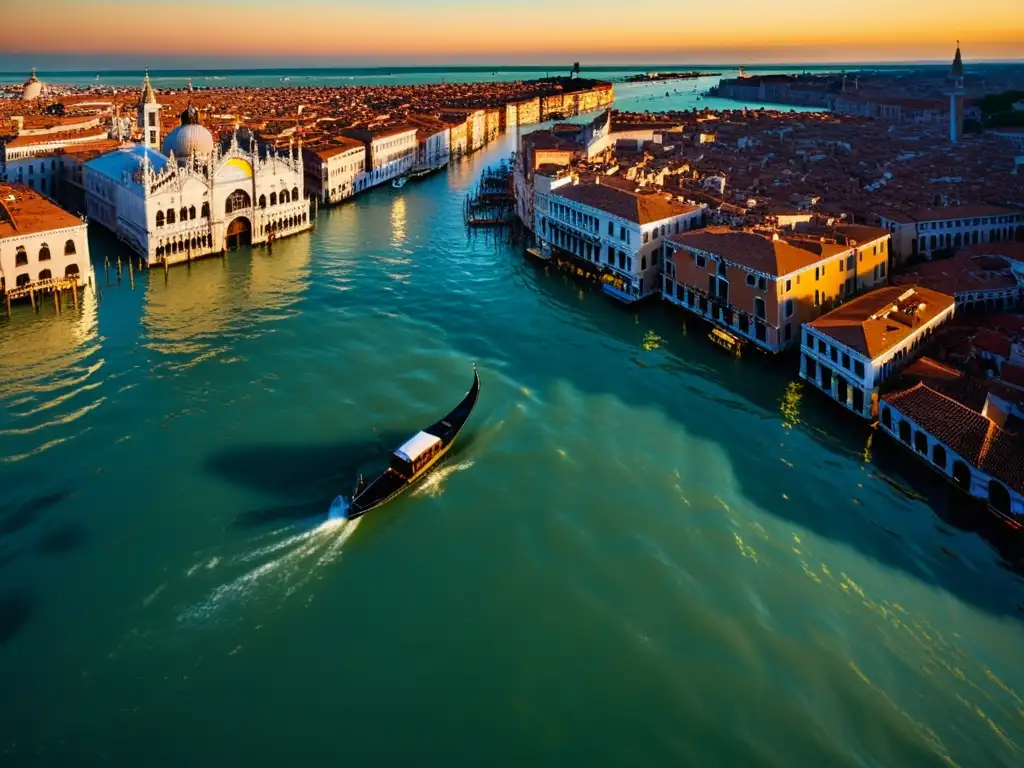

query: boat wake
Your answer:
[412,460,474,498]
[178,516,360,625]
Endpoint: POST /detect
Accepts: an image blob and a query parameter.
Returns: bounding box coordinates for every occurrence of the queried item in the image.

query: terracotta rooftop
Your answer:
[309,137,364,159]
[808,284,955,359]
[892,250,1021,295]
[554,182,699,225]
[669,227,848,277]
[0,183,83,239]
[907,204,1020,222]
[882,382,1024,494]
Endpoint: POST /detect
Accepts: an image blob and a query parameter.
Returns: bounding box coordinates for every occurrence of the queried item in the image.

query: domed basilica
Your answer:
[83,72,312,266]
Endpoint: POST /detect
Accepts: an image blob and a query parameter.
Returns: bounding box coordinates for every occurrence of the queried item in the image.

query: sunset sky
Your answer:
[4,0,1024,68]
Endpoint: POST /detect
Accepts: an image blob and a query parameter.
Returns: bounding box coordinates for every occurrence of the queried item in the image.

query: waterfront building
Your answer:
[302,137,367,205]
[535,179,703,303]
[505,97,541,129]
[407,117,451,173]
[340,124,417,188]
[874,205,1024,263]
[892,242,1024,313]
[440,109,486,153]
[799,285,955,419]
[442,115,469,158]
[83,76,311,265]
[879,382,1023,518]
[513,111,612,231]
[0,183,90,295]
[662,226,891,353]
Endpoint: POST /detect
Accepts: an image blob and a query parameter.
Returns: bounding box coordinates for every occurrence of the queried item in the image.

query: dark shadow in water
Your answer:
[210,430,478,529]
[35,524,88,556]
[0,491,74,537]
[454,258,1024,621]
[0,591,33,646]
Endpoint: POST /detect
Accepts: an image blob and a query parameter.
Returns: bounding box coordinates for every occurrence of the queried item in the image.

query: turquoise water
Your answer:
[1,123,1023,766]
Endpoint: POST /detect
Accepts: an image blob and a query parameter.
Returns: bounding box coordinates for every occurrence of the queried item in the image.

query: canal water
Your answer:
[1,124,1023,767]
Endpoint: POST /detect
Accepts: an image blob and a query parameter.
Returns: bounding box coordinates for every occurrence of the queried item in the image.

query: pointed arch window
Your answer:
[39,244,51,261]
[167,209,176,224]
[292,186,299,201]
[189,205,196,220]
[64,239,76,256]
[201,202,210,218]
[269,192,277,206]
[156,210,165,227]
[15,247,28,267]
[180,206,187,222]
[258,195,266,209]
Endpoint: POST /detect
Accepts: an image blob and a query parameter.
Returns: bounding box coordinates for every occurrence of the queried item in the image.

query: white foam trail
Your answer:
[412,460,474,498]
[179,517,361,624]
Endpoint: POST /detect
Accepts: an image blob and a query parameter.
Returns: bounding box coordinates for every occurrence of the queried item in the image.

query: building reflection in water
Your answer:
[0,281,101,401]
[142,239,312,360]
[390,195,407,249]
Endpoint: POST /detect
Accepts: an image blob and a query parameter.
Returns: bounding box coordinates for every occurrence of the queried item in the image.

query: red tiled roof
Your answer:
[554,182,699,225]
[808,285,955,359]
[669,227,847,277]
[972,327,1013,359]
[882,382,1024,494]
[891,251,1020,295]
[0,183,83,238]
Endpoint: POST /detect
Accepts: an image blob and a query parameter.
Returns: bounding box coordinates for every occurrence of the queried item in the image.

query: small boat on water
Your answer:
[330,365,481,520]
[392,176,408,189]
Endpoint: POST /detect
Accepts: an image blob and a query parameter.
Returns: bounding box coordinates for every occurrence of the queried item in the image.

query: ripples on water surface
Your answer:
[1,128,1023,767]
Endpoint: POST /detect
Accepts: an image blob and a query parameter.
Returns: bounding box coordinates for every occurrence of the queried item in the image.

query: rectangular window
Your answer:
[620,226,626,242]
[842,352,850,370]
[757,276,767,291]
[805,355,817,380]
[784,323,792,341]
[696,255,706,268]
[879,262,887,278]
[643,232,649,244]
[608,221,614,236]
[785,279,792,292]
[814,267,819,280]
[854,360,865,378]
[746,274,755,287]
[830,346,839,363]
[785,299,794,318]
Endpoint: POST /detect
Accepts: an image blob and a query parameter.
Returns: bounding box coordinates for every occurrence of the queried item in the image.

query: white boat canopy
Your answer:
[394,431,441,463]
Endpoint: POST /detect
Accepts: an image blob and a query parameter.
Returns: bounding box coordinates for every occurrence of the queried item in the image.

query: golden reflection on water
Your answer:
[142,242,311,358]
[779,380,802,429]
[717,500,1024,765]
[0,279,100,398]
[390,195,407,248]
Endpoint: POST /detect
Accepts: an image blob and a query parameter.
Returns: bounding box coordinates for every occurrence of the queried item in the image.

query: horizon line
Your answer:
[3,58,1023,76]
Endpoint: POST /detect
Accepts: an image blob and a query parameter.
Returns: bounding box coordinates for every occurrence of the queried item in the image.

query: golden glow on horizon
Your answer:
[12,1,1024,62]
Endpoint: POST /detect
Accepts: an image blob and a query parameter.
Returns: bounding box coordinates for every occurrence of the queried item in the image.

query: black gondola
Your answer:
[329,365,481,520]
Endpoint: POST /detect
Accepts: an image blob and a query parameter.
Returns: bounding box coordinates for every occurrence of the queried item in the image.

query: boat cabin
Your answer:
[391,431,443,478]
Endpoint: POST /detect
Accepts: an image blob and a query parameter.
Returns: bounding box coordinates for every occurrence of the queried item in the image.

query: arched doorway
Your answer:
[226,217,252,250]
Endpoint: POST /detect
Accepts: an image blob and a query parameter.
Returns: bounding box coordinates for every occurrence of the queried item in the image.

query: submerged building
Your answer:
[83,75,311,265]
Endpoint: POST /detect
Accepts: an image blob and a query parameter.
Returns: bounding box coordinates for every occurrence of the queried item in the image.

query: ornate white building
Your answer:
[84,76,311,265]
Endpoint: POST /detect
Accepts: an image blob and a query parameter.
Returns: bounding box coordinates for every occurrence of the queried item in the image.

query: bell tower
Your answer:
[138,70,161,150]
[949,42,965,144]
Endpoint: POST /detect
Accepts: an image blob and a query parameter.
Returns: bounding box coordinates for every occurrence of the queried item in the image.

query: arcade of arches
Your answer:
[880,405,1018,516]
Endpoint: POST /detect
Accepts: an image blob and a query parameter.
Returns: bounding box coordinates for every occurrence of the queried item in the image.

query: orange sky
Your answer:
[9,0,1024,63]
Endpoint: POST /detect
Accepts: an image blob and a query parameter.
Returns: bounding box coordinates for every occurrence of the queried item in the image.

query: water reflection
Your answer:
[0,284,102,462]
[390,194,407,249]
[142,239,311,360]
